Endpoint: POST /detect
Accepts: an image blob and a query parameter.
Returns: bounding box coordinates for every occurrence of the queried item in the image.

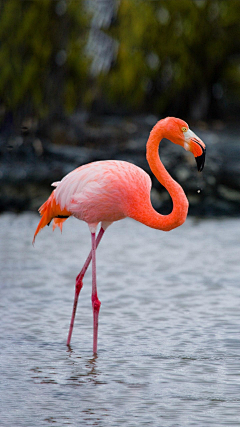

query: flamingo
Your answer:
[33,117,206,353]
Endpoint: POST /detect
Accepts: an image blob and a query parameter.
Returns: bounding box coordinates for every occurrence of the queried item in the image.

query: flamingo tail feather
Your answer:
[33,193,55,244]
[52,217,67,232]
[33,191,70,244]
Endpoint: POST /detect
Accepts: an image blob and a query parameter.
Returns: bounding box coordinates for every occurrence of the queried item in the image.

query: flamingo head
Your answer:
[163,117,206,172]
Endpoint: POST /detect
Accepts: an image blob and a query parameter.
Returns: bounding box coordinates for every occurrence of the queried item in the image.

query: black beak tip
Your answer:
[195,148,206,172]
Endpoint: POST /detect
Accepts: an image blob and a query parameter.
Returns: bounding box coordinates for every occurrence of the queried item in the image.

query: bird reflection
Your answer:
[65,350,104,386]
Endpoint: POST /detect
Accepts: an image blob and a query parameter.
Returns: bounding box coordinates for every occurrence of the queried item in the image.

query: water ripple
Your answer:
[1,213,240,426]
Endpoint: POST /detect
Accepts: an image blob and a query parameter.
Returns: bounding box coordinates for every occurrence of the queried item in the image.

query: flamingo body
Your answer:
[33,117,206,353]
[54,160,151,226]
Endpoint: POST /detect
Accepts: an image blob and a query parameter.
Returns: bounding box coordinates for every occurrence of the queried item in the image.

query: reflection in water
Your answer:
[1,213,240,426]
[30,352,102,387]
[65,352,103,387]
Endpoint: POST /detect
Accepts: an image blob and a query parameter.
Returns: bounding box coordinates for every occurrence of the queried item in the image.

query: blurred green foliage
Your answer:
[0,0,89,121]
[0,0,240,124]
[102,0,240,119]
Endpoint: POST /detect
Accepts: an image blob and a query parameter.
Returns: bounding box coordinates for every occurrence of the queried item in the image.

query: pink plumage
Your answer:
[54,160,151,229]
[33,117,206,353]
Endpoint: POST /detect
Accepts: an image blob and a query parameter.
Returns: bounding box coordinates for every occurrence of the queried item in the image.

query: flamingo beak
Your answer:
[195,145,206,172]
[184,129,206,172]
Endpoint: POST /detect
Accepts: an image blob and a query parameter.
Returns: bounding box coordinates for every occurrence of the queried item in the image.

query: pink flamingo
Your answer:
[33,117,206,353]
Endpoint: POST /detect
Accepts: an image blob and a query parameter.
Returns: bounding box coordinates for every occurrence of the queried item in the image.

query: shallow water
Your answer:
[1,213,240,426]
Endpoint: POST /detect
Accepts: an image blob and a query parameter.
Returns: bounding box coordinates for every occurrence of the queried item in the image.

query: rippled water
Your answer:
[1,213,240,426]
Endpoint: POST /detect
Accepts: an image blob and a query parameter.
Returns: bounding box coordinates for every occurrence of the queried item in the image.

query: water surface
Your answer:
[1,213,240,426]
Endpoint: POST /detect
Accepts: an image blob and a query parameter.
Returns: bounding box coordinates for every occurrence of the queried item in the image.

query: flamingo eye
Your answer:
[182,126,188,132]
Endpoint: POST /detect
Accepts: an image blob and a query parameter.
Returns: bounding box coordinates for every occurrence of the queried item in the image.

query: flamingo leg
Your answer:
[91,231,101,354]
[67,227,105,346]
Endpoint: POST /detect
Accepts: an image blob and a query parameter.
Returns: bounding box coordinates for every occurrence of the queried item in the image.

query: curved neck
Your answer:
[132,121,189,231]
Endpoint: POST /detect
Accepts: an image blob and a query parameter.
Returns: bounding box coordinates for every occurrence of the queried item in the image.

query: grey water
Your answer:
[1,213,240,427]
